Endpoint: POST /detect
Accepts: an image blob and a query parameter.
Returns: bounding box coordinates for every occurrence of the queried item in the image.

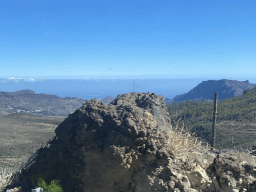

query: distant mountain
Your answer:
[165,98,174,105]
[0,89,87,117]
[101,96,116,105]
[14,89,36,94]
[2,79,255,117]
[166,79,256,104]
[0,78,204,101]
[0,89,174,117]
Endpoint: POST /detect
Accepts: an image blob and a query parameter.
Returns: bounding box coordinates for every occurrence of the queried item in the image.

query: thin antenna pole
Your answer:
[133,80,135,93]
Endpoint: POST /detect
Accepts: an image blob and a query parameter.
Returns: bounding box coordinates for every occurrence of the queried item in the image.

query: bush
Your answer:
[36,177,64,192]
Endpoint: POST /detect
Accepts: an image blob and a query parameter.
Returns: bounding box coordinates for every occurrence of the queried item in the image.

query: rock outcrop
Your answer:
[3,92,256,192]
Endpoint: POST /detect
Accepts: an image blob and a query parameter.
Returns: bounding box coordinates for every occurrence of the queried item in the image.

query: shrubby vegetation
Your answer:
[167,86,256,152]
[36,177,64,192]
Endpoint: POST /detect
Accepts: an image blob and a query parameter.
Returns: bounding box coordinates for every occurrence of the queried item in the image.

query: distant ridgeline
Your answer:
[166,79,256,104]
[0,89,87,117]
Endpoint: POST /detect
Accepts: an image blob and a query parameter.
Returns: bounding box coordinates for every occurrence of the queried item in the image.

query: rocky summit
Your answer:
[3,92,256,192]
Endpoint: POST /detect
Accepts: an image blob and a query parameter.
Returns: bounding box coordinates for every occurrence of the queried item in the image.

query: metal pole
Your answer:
[212,92,218,150]
[133,80,135,93]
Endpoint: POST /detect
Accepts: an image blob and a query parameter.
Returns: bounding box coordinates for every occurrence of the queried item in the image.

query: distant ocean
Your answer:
[1,78,255,101]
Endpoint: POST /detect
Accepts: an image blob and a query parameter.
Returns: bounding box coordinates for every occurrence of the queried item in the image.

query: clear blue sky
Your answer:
[0,0,255,79]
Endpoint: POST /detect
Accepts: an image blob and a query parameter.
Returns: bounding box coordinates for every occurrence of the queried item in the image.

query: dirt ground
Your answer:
[0,113,66,175]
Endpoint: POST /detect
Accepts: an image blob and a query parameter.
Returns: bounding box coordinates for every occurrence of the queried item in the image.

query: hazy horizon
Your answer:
[1,73,256,80]
[1,77,256,101]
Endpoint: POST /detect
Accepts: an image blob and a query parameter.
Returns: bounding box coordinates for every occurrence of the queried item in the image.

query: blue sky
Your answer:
[0,0,255,80]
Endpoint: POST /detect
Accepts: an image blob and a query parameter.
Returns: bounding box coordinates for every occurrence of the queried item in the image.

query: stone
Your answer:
[2,92,256,192]
[249,145,256,156]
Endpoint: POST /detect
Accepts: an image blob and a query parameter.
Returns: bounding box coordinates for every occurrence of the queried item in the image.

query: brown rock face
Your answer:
[3,92,256,192]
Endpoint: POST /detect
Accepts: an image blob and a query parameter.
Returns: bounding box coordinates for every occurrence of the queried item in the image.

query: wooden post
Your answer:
[212,92,218,150]
[232,135,235,149]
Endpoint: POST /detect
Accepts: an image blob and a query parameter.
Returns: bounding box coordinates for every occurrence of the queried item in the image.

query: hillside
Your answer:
[0,89,87,117]
[0,89,173,117]
[167,85,256,152]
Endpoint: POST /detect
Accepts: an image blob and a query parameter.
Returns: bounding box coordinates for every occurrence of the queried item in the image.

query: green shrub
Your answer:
[36,177,64,192]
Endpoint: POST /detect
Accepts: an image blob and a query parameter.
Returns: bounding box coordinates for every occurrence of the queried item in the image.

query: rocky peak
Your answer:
[3,92,256,192]
[14,89,36,94]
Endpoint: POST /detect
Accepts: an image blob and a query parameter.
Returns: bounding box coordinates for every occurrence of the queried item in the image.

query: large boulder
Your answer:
[3,92,256,192]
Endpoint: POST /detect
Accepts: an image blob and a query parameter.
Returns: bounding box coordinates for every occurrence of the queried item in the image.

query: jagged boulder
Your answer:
[213,151,256,192]
[3,92,256,192]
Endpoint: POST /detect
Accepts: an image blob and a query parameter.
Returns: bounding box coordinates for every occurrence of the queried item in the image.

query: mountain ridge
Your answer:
[165,79,256,104]
[0,90,87,117]
[0,79,255,117]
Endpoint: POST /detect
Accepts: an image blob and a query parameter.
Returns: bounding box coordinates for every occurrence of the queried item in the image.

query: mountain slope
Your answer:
[100,96,116,105]
[168,79,256,104]
[167,85,256,152]
[0,89,87,117]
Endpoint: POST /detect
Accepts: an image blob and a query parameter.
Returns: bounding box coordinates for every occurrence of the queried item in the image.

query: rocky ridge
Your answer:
[2,92,256,192]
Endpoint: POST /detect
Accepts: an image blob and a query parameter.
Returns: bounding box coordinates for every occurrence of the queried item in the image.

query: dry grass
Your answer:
[0,166,15,191]
[0,156,30,191]
[163,120,212,159]
[162,120,255,162]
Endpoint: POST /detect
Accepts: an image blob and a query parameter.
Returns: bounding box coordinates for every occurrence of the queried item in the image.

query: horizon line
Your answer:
[0,74,255,80]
